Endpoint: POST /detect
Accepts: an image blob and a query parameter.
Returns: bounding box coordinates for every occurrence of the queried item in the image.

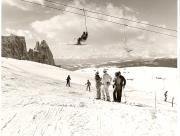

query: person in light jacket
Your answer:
[102,69,112,101]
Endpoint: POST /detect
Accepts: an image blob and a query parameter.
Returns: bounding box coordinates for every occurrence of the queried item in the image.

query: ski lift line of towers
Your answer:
[20,0,177,38]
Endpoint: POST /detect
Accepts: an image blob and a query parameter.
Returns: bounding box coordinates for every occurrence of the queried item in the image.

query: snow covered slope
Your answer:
[1,58,178,136]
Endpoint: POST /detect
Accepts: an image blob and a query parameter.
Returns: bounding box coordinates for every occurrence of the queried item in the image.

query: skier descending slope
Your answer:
[102,69,112,101]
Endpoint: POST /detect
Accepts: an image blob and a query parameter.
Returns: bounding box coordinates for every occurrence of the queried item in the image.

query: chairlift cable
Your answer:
[123,24,127,47]
[82,8,88,32]
[19,0,177,38]
[43,0,177,32]
[123,24,131,53]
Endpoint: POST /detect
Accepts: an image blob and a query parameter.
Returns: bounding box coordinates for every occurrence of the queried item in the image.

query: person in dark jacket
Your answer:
[77,32,88,45]
[113,71,126,102]
[95,71,102,99]
[85,80,91,91]
[81,32,88,40]
[66,75,71,87]
[113,72,119,102]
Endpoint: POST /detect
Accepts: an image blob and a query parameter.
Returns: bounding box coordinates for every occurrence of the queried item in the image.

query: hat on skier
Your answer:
[115,72,119,76]
[103,69,107,73]
[95,71,99,75]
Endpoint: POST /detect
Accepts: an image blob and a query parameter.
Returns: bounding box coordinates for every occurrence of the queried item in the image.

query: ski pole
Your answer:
[124,87,127,103]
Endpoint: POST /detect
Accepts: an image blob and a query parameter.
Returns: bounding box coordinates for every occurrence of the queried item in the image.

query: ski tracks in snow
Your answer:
[1,113,17,130]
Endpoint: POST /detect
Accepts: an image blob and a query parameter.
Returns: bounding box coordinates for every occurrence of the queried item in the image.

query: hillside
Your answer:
[55,58,177,71]
[1,57,178,136]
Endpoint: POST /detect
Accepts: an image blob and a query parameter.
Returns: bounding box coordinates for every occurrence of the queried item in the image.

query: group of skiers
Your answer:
[95,69,126,102]
[66,71,173,105]
[66,69,126,102]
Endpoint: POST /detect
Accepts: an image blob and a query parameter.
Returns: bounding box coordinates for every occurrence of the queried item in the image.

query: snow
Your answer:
[1,57,178,136]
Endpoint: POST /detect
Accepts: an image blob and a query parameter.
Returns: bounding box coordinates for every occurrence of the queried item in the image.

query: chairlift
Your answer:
[122,24,133,53]
[76,8,88,45]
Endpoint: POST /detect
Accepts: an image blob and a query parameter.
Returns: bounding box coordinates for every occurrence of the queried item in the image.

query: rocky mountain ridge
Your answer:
[2,35,55,65]
[28,40,55,65]
[2,35,29,60]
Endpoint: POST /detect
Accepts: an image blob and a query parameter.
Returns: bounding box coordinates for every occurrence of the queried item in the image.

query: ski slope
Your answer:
[1,58,178,136]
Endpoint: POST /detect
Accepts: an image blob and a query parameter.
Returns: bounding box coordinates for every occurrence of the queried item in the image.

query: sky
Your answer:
[2,0,177,60]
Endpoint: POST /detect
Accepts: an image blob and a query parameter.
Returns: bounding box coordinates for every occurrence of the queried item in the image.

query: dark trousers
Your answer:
[77,38,81,45]
[113,86,122,102]
[96,85,101,99]
[113,89,117,102]
[86,86,91,91]
[66,81,70,87]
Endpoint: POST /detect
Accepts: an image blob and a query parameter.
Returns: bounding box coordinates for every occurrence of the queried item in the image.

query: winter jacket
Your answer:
[95,75,102,87]
[113,75,126,87]
[86,81,91,86]
[66,76,71,81]
[102,73,112,85]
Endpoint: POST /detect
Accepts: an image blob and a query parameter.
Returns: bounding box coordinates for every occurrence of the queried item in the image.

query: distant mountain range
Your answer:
[55,58,177,71]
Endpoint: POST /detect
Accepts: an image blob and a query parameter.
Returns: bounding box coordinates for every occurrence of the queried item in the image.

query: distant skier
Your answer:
[172,97,174,107]
[102,69,112,101]
[164,91,168,102]
[95,71,102,99]
[85,80,91,91]
[66,75,71,87]
[113,71,126,102]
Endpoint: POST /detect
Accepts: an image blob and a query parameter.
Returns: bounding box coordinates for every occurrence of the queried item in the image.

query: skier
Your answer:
[85,80,91,91]
[95,71,102,99]
[102,69,112,101]
[66,75,71,87]
[113,72,119,102]
[77,31,88,45]
[172,97,174,107]
[81,32,88,40]
[164,91,168,102]
[113,71,126,102]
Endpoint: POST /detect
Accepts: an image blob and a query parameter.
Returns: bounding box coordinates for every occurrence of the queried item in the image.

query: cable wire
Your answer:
[43,0,177,32]
[19,0,177,37]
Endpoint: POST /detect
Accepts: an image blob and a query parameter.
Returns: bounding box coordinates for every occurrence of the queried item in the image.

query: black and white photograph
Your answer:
[1,0,179,136]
